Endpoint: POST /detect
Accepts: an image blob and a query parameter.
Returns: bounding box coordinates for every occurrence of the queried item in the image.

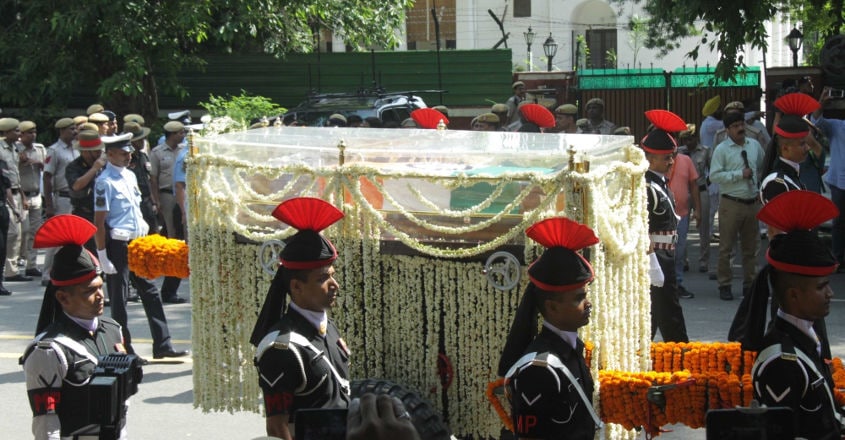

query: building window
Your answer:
[586,29,617,69]
[514,0,531,18]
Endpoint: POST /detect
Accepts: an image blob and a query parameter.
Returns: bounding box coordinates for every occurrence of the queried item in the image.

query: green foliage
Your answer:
[627,15,649,68]
[616,0,844,80]
[199,91,287,127]
[0,0,412,119]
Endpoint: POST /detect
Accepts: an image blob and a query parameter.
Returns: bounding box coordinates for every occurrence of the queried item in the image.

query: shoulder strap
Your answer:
[505,351,603,429]
[753,343,843,425]
[288,332,350,396]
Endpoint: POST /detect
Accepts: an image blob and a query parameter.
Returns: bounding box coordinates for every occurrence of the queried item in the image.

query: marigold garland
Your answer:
[127,234,190,279]
[487,341,845,436]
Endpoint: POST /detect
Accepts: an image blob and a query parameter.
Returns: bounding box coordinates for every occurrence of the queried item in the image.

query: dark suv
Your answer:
[282,91,427,127]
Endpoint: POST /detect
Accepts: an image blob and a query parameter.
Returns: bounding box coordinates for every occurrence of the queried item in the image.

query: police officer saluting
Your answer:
[21,214,131,439]
[498,217,602,440]
[250,197,350,440]
[745,190,845,439]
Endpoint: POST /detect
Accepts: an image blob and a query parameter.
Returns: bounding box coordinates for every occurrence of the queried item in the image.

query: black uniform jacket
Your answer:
[753,317,843,440]
[506,327,596,440]
[22,313,125,437]
[255,308,350,420]
[760,159,803,205]
[646,170,678,233]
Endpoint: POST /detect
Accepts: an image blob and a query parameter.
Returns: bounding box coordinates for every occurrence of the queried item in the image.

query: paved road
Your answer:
[2,230,844,439]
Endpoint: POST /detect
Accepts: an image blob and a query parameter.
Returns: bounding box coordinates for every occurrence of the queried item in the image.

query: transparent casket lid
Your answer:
[194,127,637,246]
[195,126,635,174]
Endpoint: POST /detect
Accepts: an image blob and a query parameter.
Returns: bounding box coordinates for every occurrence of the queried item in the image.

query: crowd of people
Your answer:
[12,74,845,439]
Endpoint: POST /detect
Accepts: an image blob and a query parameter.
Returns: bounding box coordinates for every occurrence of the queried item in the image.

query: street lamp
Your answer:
[543,33,558,72]
[787,27,803,67]
[524,26,535,71]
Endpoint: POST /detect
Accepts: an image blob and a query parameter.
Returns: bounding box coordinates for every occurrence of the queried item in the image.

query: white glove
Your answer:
[648,252,664,287]
[97,249,117,275]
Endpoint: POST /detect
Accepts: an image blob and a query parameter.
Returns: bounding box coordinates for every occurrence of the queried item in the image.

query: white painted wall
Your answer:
[451,0,799,72]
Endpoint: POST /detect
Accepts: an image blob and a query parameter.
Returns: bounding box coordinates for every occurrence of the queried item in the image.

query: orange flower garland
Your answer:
[487,341,845,436]
[127,234,190,279]
[485,378,514,433]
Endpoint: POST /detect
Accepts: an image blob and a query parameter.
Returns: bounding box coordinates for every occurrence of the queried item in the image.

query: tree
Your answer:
[615,1,844,81]
[0,0,413,122]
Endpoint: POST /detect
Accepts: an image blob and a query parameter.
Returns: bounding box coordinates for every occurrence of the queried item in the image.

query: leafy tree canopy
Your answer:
[0,0,413,120]
[616,0,844,81]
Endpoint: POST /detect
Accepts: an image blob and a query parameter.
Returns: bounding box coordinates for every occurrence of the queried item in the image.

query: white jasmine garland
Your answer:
[189,134,652,439]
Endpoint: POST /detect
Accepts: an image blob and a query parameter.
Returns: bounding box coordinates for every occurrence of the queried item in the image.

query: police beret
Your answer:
[327,114,347,125]
[586,98,605,108]
[88,112,109,123]
[724,101,745,111]
[491,103,509,113]
[73,115,88,125]
[512,81,525,89]
[555,104,578,115]
[476,113,500,124]
[163,121,185,133]
[0,118,20,132]
[123,113,145,125]
[18,121,36,132]
[81,123,99,132]
[55,118,75,129]
[86,104,105,116]
[73,130,104,151]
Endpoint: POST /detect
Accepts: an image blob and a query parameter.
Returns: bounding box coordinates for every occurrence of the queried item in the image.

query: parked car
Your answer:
[282,91,427,127]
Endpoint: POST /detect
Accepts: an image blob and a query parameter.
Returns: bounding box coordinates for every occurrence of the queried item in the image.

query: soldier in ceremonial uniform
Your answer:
[498,217,602,440]
[250,197,350,440]
[643,110,690,342]
[759,93,820,207]
[93,133,188,361]
[21,215,130,439]
[744,191,845,439]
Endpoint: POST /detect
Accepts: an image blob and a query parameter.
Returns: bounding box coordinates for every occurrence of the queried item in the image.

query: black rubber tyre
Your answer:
[351,378,452,440]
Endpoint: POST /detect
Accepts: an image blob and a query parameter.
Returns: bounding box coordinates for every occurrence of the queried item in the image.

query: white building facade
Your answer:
[397,0,803,73]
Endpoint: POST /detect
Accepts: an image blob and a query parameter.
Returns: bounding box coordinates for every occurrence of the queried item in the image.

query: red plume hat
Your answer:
[758,191,839,276]
[774,93,820,139]
[519,103,556,128]
[526,217,599,291]
[410,108,449,129]
[272,197,344,270]
[641,110,686,154]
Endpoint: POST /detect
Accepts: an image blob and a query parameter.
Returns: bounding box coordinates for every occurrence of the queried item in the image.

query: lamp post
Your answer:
[787,27,803,68]
[543,33,558,72]
[524,26,535,71]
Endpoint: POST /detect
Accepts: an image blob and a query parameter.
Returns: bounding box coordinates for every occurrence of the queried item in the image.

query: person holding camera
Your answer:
[497,217,602,440]
[812,87,845,270]
[250,197,351,440]
[21,215,129,439]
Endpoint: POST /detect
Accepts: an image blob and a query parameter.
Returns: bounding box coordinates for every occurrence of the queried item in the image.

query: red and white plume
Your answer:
[272,197,344,232]
[645,109,688,133]
[33,214,97,249]
[757,190,838,233]
[526,217,599,251]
